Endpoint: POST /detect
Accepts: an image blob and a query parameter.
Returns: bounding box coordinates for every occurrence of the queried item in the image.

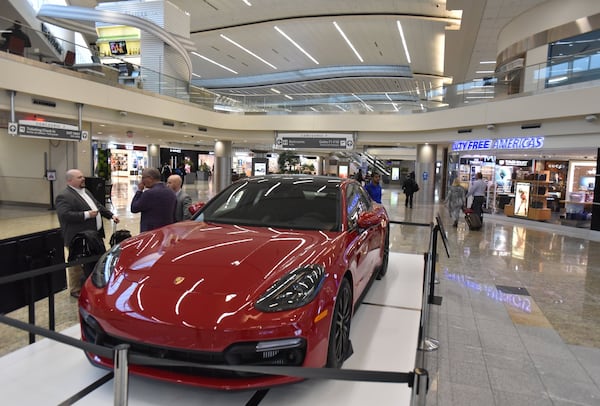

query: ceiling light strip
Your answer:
[396,21,411,64]
[191,52,238,74]
[333,21,363,63]
[220,34,277,70]
[275,26,319,65]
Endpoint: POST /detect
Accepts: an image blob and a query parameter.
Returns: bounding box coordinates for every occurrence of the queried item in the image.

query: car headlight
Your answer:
[255,265,326,312]
[91,244,121,288]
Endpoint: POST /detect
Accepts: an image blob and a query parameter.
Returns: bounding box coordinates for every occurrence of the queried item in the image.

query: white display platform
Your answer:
[0,253,424,406]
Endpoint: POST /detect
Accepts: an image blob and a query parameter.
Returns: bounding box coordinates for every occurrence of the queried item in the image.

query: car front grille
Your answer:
[81,312,306,379]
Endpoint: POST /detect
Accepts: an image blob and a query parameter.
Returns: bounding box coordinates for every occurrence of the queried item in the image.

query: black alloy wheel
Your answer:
[376,225,390,280]
[326,277,353,368]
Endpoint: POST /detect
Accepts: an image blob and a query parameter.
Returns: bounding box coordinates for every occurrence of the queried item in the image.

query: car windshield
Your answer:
[195,177,341,231]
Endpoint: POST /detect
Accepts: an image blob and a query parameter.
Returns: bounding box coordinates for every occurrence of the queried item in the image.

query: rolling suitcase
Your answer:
[464,208,482,230]
[109,223,132,246]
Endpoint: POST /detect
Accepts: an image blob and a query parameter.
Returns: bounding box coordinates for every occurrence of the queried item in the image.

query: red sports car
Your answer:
[79,175,389,390]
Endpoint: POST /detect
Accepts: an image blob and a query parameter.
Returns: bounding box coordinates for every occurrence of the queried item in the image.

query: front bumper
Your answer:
[79,307,314,390]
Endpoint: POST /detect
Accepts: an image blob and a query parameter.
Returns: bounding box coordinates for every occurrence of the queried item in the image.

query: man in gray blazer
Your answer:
[167,174,192,221]
[55,169,119,297]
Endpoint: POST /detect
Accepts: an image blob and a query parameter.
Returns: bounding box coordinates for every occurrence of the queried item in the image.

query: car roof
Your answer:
[235,174,348,187]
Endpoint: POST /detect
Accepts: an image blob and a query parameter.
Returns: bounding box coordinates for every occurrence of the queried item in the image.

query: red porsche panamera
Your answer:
[79,175,389,390]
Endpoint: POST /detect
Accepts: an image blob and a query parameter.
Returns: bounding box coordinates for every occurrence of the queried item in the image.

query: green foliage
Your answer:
[96,149,111,181]
[199,161,210,172]
[277,152,300,173]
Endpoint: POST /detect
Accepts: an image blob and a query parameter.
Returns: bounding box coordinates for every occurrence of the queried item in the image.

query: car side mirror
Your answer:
[188,202,205,215]
[357,210,384,229]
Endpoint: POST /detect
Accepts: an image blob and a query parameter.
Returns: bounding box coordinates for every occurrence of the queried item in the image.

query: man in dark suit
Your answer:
[131,167,176,232]
[55,169,119,297]
[167,174,192,221]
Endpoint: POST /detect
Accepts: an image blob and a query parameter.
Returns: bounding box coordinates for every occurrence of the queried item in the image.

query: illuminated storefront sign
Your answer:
[452,136,544,152]
[497,159,531,167]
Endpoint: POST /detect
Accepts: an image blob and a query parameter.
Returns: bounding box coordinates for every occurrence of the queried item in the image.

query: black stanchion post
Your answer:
[47,170,57,211]
[418,224,439,352]
[114,344,130,406]
[49,179,55,210]
[28,277,36,344]
[428,225,443,306]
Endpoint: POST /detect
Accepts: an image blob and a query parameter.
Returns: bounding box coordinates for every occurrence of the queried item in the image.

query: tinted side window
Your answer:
[346,183,371,229]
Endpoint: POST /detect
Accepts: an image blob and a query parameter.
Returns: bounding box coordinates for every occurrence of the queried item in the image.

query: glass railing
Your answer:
[3,16,600,116]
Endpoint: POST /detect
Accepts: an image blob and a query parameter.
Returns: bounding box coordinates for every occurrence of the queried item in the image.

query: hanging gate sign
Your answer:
[275,132,355,150]
[16,120,82,141]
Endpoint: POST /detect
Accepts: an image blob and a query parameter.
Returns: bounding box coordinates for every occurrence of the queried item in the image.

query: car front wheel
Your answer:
[326,277,353,368]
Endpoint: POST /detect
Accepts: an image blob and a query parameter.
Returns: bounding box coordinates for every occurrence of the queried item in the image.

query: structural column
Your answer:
[146,144,160,172]
[214,140,232,194]
[416,144,437,204]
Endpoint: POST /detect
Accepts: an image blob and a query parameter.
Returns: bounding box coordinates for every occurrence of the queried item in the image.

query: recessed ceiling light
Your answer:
[191,52,238,74]
[275,26,319,65]
[396,21,411,64]
[220,34,277,70]
[333,21,363,62]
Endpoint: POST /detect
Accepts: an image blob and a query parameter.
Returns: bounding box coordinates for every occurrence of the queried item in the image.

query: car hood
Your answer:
[109,221,340,312]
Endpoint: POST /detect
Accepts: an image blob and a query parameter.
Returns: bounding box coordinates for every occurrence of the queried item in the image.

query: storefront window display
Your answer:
[564,161,596,222]
[543,161,568,212]
[110,146,147,179]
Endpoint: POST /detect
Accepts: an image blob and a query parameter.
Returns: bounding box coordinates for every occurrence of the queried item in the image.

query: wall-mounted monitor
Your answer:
[109,40,128,55]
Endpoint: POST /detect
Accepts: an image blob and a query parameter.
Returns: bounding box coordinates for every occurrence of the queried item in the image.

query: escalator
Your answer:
[341,152,389,176]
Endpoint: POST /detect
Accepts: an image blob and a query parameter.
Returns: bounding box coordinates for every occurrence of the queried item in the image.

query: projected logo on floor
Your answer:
[444,269,532,313]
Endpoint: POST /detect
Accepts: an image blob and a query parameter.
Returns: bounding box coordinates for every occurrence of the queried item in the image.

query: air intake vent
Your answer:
[521,123,541,129]
[162,121,175,127]
[32,98,56,107]
[198,127,207,132]
[457,128,472,134]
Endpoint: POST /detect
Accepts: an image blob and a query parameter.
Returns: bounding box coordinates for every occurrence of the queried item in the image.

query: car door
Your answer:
[344,183,383,295]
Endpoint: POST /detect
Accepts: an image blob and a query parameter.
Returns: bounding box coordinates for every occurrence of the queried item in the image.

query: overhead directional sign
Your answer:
[17,120,82,141]
[275,132,354,150]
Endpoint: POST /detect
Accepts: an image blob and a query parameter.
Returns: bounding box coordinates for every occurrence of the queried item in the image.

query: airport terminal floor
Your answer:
[1,179,600,405]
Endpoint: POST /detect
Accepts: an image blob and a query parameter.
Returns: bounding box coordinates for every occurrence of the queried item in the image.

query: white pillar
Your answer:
[416,144,437,204]
[214,140,232,193]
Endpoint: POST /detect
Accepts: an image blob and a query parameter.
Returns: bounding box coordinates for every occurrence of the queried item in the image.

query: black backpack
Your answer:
[110,229,132,246]
[68,230,106,261]
[68,230,107,278]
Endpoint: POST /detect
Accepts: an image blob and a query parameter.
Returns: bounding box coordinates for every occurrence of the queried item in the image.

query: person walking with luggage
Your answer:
[55,169,119,297]
[467,172,487,224]
[131,168,176,232]
[447,178,466,227]
[402,171,419,208]
[364,172,382,203]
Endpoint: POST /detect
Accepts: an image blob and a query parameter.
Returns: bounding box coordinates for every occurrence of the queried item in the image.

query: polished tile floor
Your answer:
[1,178,599,405]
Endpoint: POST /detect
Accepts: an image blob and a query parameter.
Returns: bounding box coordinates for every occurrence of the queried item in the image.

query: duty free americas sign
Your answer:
[452,136,544,152]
